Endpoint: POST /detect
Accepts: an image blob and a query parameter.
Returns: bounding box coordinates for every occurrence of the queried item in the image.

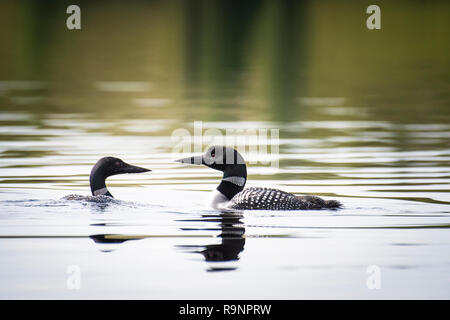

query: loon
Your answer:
[63,157,150,200]
[175,146,342,210]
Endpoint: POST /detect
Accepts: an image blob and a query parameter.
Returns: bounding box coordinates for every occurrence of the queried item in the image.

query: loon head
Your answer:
[175,146,247,200]
[89,157,150,197]
[175,146,246,175]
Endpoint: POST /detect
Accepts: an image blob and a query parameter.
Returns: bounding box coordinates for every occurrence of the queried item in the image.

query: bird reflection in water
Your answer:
[177,212,245,272]
[89,232,145,252]
[88,212,246,271]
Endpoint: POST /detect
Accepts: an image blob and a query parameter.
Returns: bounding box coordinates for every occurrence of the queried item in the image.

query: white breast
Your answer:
[205,189,230,209]
[93,187,108,196]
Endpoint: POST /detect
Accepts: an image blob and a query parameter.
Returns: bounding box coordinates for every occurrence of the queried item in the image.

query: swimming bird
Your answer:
[63,157,150,200]
[175,146,341,210]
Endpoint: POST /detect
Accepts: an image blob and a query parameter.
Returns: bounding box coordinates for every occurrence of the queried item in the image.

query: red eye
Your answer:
[211,150,215,157]
[115,161,121,167]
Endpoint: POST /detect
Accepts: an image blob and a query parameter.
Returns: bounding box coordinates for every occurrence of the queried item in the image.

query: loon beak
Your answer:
[174,155,204,165]
[122,162,151,174]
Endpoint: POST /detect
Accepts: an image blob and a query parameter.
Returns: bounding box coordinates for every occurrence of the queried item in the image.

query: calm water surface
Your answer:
[0,0,449,299]
[0,111,449,299]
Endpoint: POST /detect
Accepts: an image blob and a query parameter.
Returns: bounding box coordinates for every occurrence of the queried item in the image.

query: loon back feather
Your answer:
[227,187,342,211]
[298,195,342,209]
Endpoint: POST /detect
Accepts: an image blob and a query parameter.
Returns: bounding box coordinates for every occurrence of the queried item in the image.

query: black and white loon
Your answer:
[175,146,342,210]
[63,157,150,200]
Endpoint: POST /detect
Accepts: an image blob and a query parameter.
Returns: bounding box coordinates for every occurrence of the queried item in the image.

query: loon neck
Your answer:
[89,170,113,197]
[216,167,247,200]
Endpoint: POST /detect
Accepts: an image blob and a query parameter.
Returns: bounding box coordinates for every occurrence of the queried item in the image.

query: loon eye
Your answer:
[211,149,215,157]
[115,161,121,167]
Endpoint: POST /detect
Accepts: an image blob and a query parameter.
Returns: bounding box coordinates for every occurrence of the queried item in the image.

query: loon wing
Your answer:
[61,194,115,203]
[227,187,341,210]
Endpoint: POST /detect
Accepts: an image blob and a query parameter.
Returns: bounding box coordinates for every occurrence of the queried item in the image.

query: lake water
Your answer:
[0,1,449,299]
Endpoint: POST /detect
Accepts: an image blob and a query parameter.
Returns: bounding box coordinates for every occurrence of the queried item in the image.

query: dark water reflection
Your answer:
[89,212,246,271]
[177,213,246,271]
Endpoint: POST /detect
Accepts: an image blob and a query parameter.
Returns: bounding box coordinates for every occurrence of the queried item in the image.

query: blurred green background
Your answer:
[0,0,449,123]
